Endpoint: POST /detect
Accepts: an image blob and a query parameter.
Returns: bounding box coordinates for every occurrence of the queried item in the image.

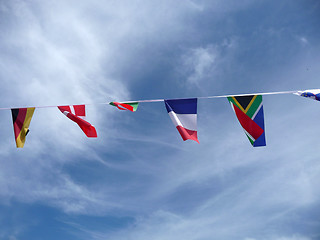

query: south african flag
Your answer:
[227,95,266,147]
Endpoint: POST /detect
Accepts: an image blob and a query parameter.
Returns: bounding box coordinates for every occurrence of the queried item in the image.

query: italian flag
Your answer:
[109,102,139,112]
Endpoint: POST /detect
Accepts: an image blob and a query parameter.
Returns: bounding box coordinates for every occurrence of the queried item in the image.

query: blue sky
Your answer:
[0,0,320,239]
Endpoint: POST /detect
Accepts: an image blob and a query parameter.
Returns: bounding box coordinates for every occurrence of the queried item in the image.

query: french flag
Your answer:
[165,98,199,143]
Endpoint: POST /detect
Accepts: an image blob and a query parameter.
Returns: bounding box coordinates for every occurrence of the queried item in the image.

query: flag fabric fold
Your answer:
[227,95,266,147]
[109,102,139,112]
[165,98,199,143]
[295,89,320,101]
[58,105,97,138]
[11,107,35,148]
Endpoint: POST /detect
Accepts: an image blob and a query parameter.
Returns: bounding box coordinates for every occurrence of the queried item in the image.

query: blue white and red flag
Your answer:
[164,98,199,143]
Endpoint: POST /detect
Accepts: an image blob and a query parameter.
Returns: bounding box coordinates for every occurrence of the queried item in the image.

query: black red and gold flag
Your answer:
[11,108,35,148]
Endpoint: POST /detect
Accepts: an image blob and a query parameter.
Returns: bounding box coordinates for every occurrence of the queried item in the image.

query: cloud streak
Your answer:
[0,0,320,240]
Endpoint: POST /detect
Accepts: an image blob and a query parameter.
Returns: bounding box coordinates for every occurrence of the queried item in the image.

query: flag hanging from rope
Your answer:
[295,89,320,101]
[109,102,139,112]
[165,98,199,143]
[227,95,266,147]
[11,107,35,148]
[58,105,97,137]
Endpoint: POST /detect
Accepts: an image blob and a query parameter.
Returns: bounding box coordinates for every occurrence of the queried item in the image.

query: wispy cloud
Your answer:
[1,0,320,240]
[0,0,220,216]
[177,38,238,92]
[182,45,218,85]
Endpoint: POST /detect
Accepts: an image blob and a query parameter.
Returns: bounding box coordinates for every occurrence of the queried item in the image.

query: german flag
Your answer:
[11,108,35,148]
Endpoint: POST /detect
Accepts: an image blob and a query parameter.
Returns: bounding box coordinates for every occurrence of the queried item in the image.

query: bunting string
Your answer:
[0,90,300,109]
[0,102,108,111]
[107,90,300,104]
[1,88,319,148]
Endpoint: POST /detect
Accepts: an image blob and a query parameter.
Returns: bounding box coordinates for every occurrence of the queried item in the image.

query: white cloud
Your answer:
[0,0,213,215]
[294,36,309,46]
[270,236,310,240]
[299,37,309,45]
[178,38,238,90]
[0,1,320,239]
[183,45,218,85]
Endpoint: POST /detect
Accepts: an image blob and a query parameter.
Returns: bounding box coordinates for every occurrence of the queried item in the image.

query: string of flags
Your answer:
[1,89,319,148]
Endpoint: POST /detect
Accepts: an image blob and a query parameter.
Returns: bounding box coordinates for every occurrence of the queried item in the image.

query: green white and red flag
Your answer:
[109,102,139,112]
